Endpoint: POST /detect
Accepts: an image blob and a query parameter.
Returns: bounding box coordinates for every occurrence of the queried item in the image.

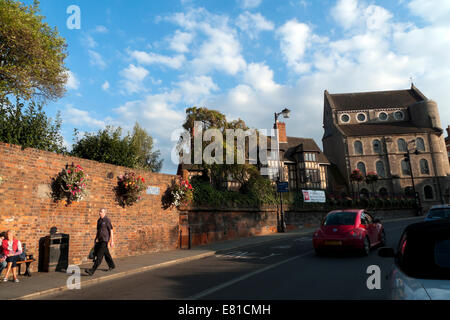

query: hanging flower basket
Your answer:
[51,163,88,204]
[350,169,364,182]
[169,178,194,208]
[365,171,379,184]
[115,172,146,207]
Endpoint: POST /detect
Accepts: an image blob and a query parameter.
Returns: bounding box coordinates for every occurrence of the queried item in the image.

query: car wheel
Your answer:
[379,230,386,247]
[362,237,370,256]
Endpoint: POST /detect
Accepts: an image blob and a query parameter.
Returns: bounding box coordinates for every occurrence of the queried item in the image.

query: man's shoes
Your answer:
[85,268,94,276]
[107,266,115,271]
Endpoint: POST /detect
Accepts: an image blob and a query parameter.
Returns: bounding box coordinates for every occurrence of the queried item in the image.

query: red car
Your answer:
[312,209,386,256]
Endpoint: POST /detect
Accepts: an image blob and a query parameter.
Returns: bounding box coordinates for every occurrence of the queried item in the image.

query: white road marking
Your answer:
[259,253,281,260]
[186,250,314,300]
[270,245,292,249]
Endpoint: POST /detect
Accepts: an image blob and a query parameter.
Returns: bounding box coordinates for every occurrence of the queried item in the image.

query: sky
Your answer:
[32,0,450,174]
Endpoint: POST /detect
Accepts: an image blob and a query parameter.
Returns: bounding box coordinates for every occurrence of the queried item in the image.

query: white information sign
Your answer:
[146,186,160,195]
[302,190,326,203]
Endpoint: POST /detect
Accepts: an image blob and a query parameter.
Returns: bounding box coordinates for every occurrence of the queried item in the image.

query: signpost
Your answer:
[276,182,289,233]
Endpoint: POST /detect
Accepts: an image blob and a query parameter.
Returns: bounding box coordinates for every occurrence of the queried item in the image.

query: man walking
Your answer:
[85,208,116,276]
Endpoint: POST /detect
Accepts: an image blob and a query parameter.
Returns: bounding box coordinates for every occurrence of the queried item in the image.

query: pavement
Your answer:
[0,216,420,300]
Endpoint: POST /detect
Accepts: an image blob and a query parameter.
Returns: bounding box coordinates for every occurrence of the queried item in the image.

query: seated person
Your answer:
[2,230,23,283]
[0,233,6,275]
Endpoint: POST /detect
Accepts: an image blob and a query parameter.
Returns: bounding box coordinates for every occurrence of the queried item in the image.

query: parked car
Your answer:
[378,219,450,300]
[312,209,385,256]
[424,204,450,222]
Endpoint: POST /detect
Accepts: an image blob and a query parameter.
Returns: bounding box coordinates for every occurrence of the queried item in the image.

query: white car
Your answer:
[378,219,450,300]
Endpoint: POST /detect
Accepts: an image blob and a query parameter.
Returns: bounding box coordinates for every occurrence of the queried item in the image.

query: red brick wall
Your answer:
[0,143,180,271]
[178,207,279,247]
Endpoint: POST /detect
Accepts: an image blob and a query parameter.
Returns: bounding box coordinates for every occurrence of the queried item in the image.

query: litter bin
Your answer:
[43,233,69,272]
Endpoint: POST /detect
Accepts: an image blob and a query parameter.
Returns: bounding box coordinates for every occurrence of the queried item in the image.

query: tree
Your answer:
[71,124,163,171]
[130,122,163,172]
[0,0,68,103]
[181,106,261,189]
[0,98,66,153]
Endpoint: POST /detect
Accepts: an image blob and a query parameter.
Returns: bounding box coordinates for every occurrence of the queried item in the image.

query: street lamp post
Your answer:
[274,108,291,233]
[404,143,423,216]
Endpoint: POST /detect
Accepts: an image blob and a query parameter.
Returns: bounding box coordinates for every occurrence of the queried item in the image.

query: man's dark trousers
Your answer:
[92,241,115,272]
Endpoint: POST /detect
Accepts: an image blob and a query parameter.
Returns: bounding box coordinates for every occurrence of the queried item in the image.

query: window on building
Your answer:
[416,137,425,151]
[424,185,434,200]
[357,113,367,122]
[288,164,297,191]
[373,140,382,153]
[378,112,388,121]
[397,138,407,152]
[354,141,363,155]
[420,159,430,175]
[357,162,367,176]
[394,111,404,120]
[376,161,386,178]
[341,114,350,123]
[303,153,316,162]
[401,160,411,176]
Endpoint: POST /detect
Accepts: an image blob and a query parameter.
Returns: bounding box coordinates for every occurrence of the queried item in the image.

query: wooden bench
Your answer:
[16,256,36,277]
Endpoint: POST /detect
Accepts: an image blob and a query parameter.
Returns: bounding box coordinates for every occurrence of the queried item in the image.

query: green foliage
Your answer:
[0,0,68,102]
[71,123,162,171]
[115,172,146,207]
[190,171,277,208]
[51,163,88,204]
[0,99,66,153]
[129,123,163,172]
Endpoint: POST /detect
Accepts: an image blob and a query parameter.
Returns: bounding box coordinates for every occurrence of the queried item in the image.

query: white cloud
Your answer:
[102,81,110,91]
[66,71,80,90]
[165,8,247,75]
[94,25,109,33]
[243,63,279,92]
[408,0,450,24]
[169,30,193,53]
[331,0,359,30]
[120,64,149,94]
[276,19,313,73]
[238,0,262,9]
[236,11,274,39]
[176,76,219,104]
[81,34,97,48]
[88,50,106,69]
[63,105,106,129]
[129,50,186,69]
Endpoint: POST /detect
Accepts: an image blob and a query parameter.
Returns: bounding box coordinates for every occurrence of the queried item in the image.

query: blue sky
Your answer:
[31,0,450,173]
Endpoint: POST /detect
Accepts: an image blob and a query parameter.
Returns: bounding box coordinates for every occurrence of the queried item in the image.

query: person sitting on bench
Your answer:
[2,230,24,283]
[0,233,6,276]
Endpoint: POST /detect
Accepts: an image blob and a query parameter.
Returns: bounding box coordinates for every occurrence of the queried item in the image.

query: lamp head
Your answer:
[281,108,291,119]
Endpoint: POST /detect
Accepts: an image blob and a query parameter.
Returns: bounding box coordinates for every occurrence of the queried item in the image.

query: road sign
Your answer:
[277,182,289,193]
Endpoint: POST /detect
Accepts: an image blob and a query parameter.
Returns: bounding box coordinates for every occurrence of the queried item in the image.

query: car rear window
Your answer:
[428,208,450,219]
[435,239,450,269]
[323,212,356,226]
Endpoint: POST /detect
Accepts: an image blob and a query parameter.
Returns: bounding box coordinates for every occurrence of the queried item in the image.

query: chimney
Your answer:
[276,121,288,143]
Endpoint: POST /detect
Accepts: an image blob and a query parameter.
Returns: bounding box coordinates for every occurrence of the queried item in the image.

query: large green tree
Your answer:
[71,124,163,172]
[0,0,68,103]
[181,107,261,189]
[0,98,66,153]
